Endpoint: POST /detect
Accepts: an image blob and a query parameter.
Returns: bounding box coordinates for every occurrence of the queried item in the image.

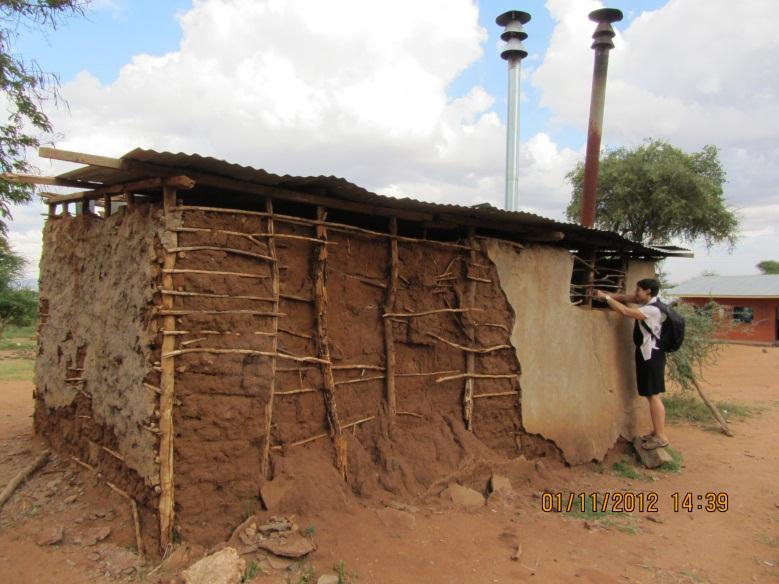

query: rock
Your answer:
[376,507,416,531]
[317,575,340,584]
[502,456,537,487]
[645,515,664,524]
[632,437,673,469]
[265,556,294,571]
[386,500,419,514]
[260,477,294,511]
[256,532,316,559]
[489,473,513,494]
[441,484,485,508]
[76,526,111,546]
[64,494,79,504]
[182,547,245,584]
[34,526,64,546]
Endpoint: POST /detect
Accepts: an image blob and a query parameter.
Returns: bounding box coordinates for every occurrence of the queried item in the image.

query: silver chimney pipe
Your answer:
[496,10,531,212]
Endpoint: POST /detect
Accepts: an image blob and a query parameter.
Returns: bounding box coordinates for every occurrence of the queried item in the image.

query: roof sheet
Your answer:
[669,275,779,298]
[57,148,689,258]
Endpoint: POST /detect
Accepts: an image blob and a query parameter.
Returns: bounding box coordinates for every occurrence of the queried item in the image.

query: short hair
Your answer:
[636,278,660,297]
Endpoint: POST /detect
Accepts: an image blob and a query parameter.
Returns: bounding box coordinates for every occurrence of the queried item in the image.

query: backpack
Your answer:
[639,300,685,353]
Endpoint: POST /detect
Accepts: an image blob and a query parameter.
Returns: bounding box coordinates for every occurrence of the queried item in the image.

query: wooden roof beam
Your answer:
[39,146,434,222]
[45,176,195,205]
[0,172,103,190]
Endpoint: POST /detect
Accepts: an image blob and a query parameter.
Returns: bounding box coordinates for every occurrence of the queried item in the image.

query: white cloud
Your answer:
[8,0,779,289]
[533,0,779,282]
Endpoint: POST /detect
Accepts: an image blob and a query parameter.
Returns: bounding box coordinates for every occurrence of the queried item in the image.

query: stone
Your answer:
[489,473,513,494]
[182,547,245,584]
[34,526,64,546]
[256,532,316,559]
[376,507,416,531]
[502,456,537,487]
[441,484,485,508]
[632,437,673,469]
[317,575,340,584]
[64,494,79,504]
[76,526,112,546]
[260,478,294,512]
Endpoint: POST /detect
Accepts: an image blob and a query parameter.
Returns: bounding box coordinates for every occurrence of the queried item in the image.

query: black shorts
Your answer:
[635,347,666,397]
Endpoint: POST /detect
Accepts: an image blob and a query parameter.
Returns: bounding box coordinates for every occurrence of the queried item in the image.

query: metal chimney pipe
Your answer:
[580,8,623,228]
[496,10,531,212]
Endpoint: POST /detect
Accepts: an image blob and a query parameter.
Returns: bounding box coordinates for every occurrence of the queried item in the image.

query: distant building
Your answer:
[669,275,779,344]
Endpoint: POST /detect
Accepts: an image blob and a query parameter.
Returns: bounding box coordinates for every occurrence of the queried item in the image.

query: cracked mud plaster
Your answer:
[485,241,654,464]
[35,207,164,483]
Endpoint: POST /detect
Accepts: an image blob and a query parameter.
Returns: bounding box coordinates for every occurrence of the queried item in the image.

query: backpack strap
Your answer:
[639,319,659,341]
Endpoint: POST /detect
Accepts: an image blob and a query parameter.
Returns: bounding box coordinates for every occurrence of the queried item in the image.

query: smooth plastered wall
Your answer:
[486,241,654,464]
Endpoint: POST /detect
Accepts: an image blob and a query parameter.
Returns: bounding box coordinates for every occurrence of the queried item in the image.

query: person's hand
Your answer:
[594,289,607,299]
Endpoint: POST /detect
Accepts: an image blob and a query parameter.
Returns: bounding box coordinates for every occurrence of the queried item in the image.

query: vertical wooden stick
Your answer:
[463,227,477,431]
[261,197,281,479]
[104,194,112,217]
[48,203,56,218]
[383,217,399,417]
[158,186,178,550]
[127,192,136,210]
[313,206,348,480]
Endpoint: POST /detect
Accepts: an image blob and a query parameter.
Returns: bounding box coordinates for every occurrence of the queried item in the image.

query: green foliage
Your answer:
[334,560,357,584]
[0,245,37,332]
[757,260,779,274]
[663,393,760,425]
[241,560,263,582]
[0,1,84,235]
[665,301,732,392]
[612,459,653,482]
[0,356,34,380]
[566,140,738,248]
[656,446,683,473]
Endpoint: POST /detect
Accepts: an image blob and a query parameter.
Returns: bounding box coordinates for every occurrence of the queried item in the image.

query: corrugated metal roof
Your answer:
[669,275,779,298]
[56,148,688,258]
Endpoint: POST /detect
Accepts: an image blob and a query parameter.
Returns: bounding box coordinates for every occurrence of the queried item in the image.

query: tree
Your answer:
[757,260,779,275]
[0,1,84,237]
[0,243,36,332]
[565,140,739,248]
[665,301,737,436]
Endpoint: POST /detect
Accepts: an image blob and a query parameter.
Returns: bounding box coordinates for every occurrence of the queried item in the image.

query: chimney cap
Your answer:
[588,8,623,24]
[496,10,531,27]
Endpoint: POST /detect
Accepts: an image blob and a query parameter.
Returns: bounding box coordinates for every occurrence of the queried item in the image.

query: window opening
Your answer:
[570,250,627,307]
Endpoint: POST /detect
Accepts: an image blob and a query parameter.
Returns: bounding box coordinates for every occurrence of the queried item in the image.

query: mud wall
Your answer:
[164,206,525,544]
[35,208,162,490]
[485,241,654,464]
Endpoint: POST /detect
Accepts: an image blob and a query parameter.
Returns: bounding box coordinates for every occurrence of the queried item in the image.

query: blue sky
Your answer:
[7,0,779,284]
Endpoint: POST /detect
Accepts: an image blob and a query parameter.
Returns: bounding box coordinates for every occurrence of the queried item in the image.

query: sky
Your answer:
[6,0,779,285]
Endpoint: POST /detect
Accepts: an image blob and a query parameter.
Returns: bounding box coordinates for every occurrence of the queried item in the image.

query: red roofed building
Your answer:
[669,275,779,345]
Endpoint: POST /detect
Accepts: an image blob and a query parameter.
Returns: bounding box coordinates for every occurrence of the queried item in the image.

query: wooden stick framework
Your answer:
[383,216,399,417]
[158,185,178,551]
[312,206,348,480]
[261,197,281,479]
[463,228,477,431]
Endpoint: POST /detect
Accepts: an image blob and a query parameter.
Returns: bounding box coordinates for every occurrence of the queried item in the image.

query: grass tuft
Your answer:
[657,446,683,473]
[612,459,653,481]
[664,393,760,425]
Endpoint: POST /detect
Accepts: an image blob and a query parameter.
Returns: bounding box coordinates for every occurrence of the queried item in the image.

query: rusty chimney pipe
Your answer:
[580,8,622,228]
[496,10,531,212]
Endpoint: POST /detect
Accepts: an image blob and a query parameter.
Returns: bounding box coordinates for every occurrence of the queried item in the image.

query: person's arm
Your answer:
[593,289,646,320]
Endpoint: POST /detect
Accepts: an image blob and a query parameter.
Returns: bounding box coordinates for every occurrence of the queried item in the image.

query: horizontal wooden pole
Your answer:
[162,347,329,364]
[383,308,483,319]
[163,268,270,279]
[0,172,102,190]
[166,246,275,262]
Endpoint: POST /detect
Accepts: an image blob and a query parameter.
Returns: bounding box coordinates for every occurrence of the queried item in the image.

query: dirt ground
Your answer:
[0,344,777,584]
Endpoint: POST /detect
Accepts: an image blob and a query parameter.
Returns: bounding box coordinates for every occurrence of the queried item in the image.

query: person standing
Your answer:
[594,278,669,450]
